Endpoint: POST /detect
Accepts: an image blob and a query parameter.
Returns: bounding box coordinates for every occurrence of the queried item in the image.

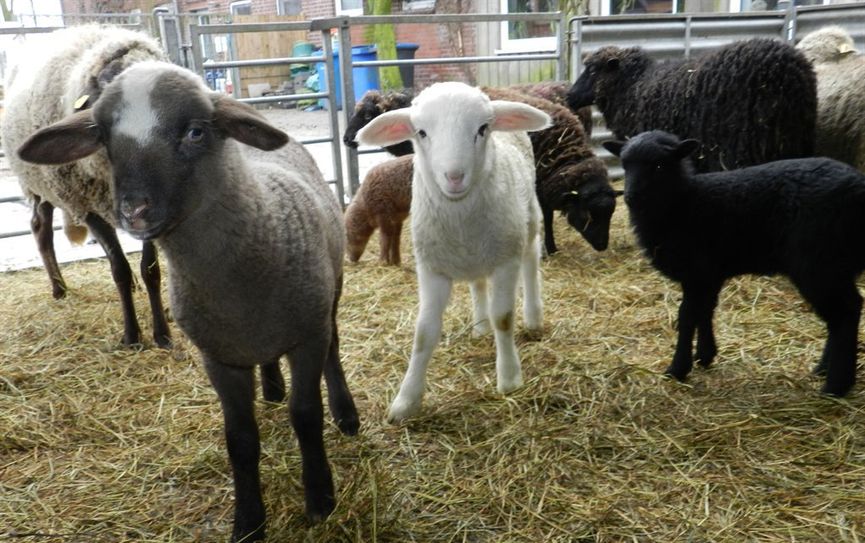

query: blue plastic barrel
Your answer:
[315,45,380,109]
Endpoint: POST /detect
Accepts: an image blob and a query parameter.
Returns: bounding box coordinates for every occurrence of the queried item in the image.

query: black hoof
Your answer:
[154,334,173,350]
[664,366,689,382]
[822,380,854,398]
[306,493,336,524]
[336,412,360,436]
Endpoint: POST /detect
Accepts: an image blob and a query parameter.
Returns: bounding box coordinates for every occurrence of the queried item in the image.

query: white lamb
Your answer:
[357,82,551,422]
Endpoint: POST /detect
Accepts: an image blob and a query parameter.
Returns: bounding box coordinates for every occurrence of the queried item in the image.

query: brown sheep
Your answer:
[345,154,413,265]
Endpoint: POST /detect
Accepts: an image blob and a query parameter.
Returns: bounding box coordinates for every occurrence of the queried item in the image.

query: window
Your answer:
[335,0,362,15]
[602,0,681,15]
[277,0,302,14]
[230,1,252,15]
[403,0,435,10]
[500,0,558,53]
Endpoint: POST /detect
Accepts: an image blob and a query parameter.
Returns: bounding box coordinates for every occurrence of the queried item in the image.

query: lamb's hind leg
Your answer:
[204,358,265,543]
[259,359,285,402]
[491,259,524,394]
[85,213,140,346]
[798,278,862,397]
[323,284,360,435]
[379,219,402,266]
[31,197,67,299]
[287,335,336,522]
[140,241,171,348]
[388,265,453,423]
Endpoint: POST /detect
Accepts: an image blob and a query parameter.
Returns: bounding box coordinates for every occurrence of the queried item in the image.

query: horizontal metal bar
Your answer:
[347,12,561,25]
[299,137,335,145]
[190,21,313,35]
[0,196,25,204]
[0,26,60,35]
[204,55,323,70]
[353,53,558,68]
[240,92,327,105]
[0,226,62,240]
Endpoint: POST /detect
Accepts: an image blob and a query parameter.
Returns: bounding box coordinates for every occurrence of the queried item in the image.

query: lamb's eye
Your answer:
[186,127,204,143]
[477,124,488,138]
[417,129,427,139]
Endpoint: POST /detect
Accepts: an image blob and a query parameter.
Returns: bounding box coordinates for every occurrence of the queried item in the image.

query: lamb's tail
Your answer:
[62,210,88,245]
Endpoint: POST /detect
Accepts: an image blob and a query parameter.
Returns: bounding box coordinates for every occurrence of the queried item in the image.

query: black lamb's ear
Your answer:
[603,140,626,157]
[606,57,620,70]
[675,139,700,159]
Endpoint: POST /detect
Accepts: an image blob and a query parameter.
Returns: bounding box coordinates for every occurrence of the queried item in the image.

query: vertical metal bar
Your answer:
[337,18,360,200]
[684,15,692,59]
[574,18,584,78]
[555,11,566,82]
[784,1,798,43]
[189,24,204,77]
[322,27,347,207]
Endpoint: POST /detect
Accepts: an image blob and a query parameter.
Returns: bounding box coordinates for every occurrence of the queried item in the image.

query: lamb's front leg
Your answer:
[666,285,699,381]
[203,357,265,543]
[388,265,453,423]
[287,337,336,522]
[491,260,524,394]
[470,279,491,336]
[521,235,544,333]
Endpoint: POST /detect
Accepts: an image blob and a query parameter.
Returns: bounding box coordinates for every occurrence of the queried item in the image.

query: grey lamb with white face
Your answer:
[17,60,360,543]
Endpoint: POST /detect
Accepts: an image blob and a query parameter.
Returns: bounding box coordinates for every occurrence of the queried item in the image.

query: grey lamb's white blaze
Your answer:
[112,61,201,144]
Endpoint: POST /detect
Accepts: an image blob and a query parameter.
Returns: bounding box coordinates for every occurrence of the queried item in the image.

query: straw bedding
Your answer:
[2,202,864,542]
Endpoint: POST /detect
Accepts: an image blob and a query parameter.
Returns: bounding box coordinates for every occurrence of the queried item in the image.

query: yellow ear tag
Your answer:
[74,94,90,110]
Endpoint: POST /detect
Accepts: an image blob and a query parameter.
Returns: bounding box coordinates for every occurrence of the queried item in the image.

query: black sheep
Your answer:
[483,86,616,253]
[605,130,865,397]
[571,38,817,173]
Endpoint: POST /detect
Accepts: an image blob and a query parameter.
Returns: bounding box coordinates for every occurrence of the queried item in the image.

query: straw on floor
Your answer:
[2,203,864,542]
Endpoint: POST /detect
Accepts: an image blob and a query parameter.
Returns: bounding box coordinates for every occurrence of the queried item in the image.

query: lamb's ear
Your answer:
[490,101,551,132]
[602,140,626,157]
[212,94,289,151]
[606,58,620,70]
[357,109,414,147]
[675,139,700,158]
[18,109,103,165]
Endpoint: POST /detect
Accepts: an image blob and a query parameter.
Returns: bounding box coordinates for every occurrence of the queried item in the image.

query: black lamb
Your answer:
[570,38,817,173]
[605,130,865,397]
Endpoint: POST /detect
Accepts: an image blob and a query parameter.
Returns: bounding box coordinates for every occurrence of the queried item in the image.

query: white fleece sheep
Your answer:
[2,24,170,346]
[16,60,359,543]
[357,82,551,423]
[797,26,865,171]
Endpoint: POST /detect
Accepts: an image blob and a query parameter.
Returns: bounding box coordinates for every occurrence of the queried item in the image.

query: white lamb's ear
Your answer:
[490,101,552,132]
[357,109,414,147]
